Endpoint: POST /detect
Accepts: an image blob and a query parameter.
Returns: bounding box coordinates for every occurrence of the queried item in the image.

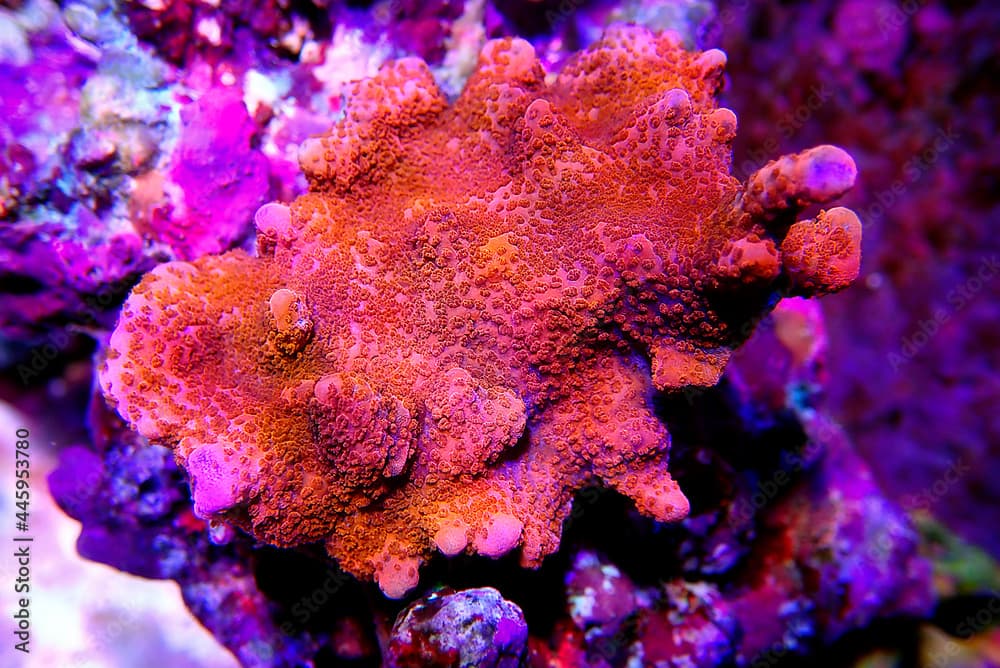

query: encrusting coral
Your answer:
[100,25,861,598]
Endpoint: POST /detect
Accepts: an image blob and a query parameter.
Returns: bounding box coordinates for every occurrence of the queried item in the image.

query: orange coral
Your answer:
[100,26,861,597]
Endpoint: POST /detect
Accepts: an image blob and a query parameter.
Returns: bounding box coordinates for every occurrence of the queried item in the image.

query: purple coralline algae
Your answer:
[1,1,272,359]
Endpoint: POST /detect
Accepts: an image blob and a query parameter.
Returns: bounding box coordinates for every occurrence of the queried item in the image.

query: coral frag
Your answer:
[99,26,861,598]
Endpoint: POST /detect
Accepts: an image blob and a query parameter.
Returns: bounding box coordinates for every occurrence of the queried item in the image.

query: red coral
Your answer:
[100,26,861,597]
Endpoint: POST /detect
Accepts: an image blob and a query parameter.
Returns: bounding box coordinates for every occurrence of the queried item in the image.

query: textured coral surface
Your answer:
[100,26,861,597]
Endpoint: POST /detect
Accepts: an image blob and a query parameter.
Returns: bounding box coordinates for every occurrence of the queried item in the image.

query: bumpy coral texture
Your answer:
[100,26,861,597]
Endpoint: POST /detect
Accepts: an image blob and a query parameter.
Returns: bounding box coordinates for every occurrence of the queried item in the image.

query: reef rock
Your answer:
[100,26,861,597]
[387,587,527,667]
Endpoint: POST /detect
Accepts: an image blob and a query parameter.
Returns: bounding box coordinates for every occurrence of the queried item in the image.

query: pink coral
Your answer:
[100,26,861,597]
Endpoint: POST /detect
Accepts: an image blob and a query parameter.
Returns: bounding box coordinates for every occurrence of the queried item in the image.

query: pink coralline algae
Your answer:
[100,26,862,598]
[0,3,272,352]
[135,89,270,260]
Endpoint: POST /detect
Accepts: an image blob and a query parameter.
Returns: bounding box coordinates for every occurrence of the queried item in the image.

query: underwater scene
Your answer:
[0,1,998,666]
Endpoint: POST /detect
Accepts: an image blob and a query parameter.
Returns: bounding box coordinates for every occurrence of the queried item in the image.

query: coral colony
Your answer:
[2,0,998,666]
[100,27,863,599]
